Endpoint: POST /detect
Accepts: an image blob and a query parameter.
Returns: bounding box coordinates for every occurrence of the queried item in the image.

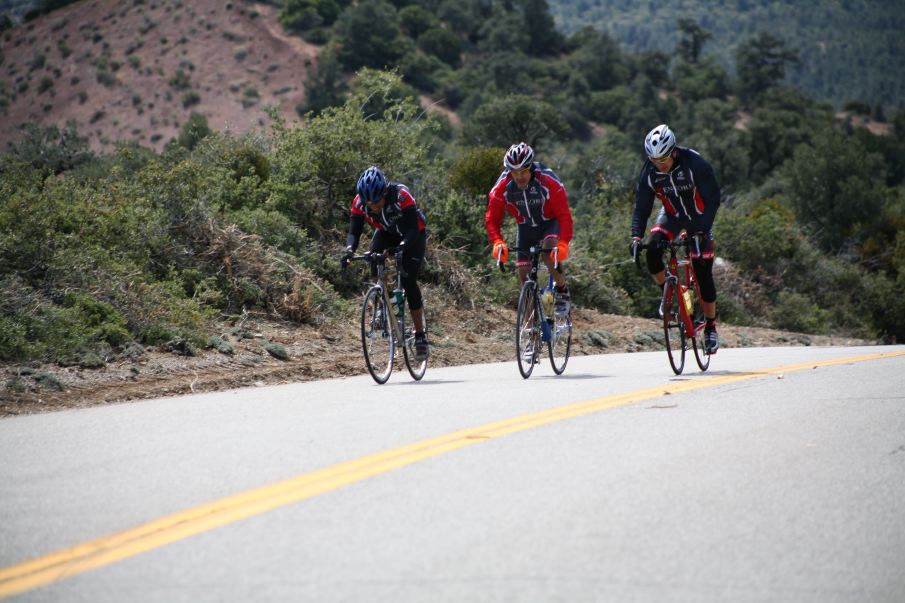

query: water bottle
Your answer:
[392,288,404,318]
[681,285,693,317]
[541,289,554,317]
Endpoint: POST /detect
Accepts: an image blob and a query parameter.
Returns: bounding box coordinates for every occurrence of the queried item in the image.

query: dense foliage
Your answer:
[1,0,904,366]
[546,0,905,116]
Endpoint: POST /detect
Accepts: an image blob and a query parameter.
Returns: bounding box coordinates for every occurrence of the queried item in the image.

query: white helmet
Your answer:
[644,124,676,160]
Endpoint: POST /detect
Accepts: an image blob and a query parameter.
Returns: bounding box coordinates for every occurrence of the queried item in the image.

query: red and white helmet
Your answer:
[644,124,676,160]
[503,142,535,171]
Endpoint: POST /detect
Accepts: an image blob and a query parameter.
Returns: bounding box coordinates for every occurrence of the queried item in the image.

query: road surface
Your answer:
[2,345,904,601]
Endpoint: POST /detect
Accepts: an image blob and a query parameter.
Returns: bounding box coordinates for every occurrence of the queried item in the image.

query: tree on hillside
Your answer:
[780,128,888,252]
[746,88,831,182]
[299,51,348,117]
[5,122,94,175]
[459,94,570,148]
[418,27,464,68]
[334,0,407,71]
[676,18,711,64]
[566,27,627,92]
[735,32,799,107]
[672,57,728,102]
[279,0,348,31]
[520,0,562,56]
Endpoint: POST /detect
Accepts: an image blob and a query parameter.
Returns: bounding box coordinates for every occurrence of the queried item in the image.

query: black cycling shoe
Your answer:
[414,333,429,361]
[704,325,719,354]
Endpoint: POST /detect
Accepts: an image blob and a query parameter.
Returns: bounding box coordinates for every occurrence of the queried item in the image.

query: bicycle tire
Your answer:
[691,305,711,372]
[361,287,394,384]
[401,313,427,381]
[515,281,539,379]
[548,308,571,375]
[662,281,686,375]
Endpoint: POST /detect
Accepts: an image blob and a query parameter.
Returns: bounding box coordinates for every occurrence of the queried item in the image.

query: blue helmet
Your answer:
[356,166,387,203]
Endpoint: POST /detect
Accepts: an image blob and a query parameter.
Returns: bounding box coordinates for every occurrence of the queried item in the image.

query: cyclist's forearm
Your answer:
[346,215,365,251]
[631,192,654,238]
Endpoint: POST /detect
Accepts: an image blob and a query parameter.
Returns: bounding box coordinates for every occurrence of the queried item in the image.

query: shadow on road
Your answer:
[531,373,609,380]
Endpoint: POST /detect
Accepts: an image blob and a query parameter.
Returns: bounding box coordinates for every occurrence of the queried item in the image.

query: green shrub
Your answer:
[182,90,200,108]
[769,290,829,334]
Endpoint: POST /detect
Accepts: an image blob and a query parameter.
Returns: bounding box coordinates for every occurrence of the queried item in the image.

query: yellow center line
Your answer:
[1,350,902,597]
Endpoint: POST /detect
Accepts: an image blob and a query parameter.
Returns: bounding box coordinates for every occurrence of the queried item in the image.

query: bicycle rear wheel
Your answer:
[401,318,427,381]
[548,308,572,375]
[515,281,540,379]
[361,287,394,384]
[662,281,686,375]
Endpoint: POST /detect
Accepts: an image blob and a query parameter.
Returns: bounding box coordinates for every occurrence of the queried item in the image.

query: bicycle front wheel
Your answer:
[401,315,427,381]
[662,281,686,375]
[548,308,572,375]
[515,281,540,379]
[361,287,394,384]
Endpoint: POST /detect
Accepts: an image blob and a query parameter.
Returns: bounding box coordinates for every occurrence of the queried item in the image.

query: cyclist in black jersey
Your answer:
[629,124,722,353]
[341,166,429,361]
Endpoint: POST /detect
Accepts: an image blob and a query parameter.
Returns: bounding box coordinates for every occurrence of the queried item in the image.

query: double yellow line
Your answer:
[2,350,902,598]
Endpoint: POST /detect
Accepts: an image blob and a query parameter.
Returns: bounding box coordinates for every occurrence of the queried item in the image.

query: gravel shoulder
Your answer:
[0,301,872,417]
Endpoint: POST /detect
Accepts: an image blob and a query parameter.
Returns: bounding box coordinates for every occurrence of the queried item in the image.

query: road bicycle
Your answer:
[498,245,572,379]
[635,234,711,375]
[349,247,427,384]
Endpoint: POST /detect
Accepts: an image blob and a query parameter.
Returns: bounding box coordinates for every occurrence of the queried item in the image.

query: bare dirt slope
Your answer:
[1,1,317,152]
[0,293,871,417]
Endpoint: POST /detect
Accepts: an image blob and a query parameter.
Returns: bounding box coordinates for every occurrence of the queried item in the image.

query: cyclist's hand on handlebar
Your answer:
[492,240,509,263]
[339,246,353,270]
[629,237,642,260]
[692,231,706,255]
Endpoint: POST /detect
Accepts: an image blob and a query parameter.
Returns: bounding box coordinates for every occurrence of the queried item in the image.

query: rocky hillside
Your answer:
[1,0,319,152]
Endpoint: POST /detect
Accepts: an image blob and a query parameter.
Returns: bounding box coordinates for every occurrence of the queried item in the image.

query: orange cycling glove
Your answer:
[554,240,569,263]
[492,240,509,263]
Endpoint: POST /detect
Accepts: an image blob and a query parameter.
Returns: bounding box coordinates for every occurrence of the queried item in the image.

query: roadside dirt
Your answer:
[0,292,872,417]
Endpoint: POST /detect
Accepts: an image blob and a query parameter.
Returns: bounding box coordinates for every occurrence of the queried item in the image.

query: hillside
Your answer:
[547,0,905,115]
[0,0,318,152]
[1,0,902,414]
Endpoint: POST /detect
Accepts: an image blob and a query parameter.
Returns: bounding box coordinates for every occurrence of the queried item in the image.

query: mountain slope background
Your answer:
[2,0,903,412]
[547,0,905,116]
[1,0,317,151]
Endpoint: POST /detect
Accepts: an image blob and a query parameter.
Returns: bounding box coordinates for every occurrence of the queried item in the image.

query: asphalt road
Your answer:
[2,345,904,602]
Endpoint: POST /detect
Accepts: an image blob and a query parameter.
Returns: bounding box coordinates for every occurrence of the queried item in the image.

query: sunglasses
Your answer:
[650,154,672,165]
[510,167,531,176]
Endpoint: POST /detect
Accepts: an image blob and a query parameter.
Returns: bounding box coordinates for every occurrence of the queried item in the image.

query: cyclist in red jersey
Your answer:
[630,124,721,353]
[341,166,429,361]
[485,142,574,316]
